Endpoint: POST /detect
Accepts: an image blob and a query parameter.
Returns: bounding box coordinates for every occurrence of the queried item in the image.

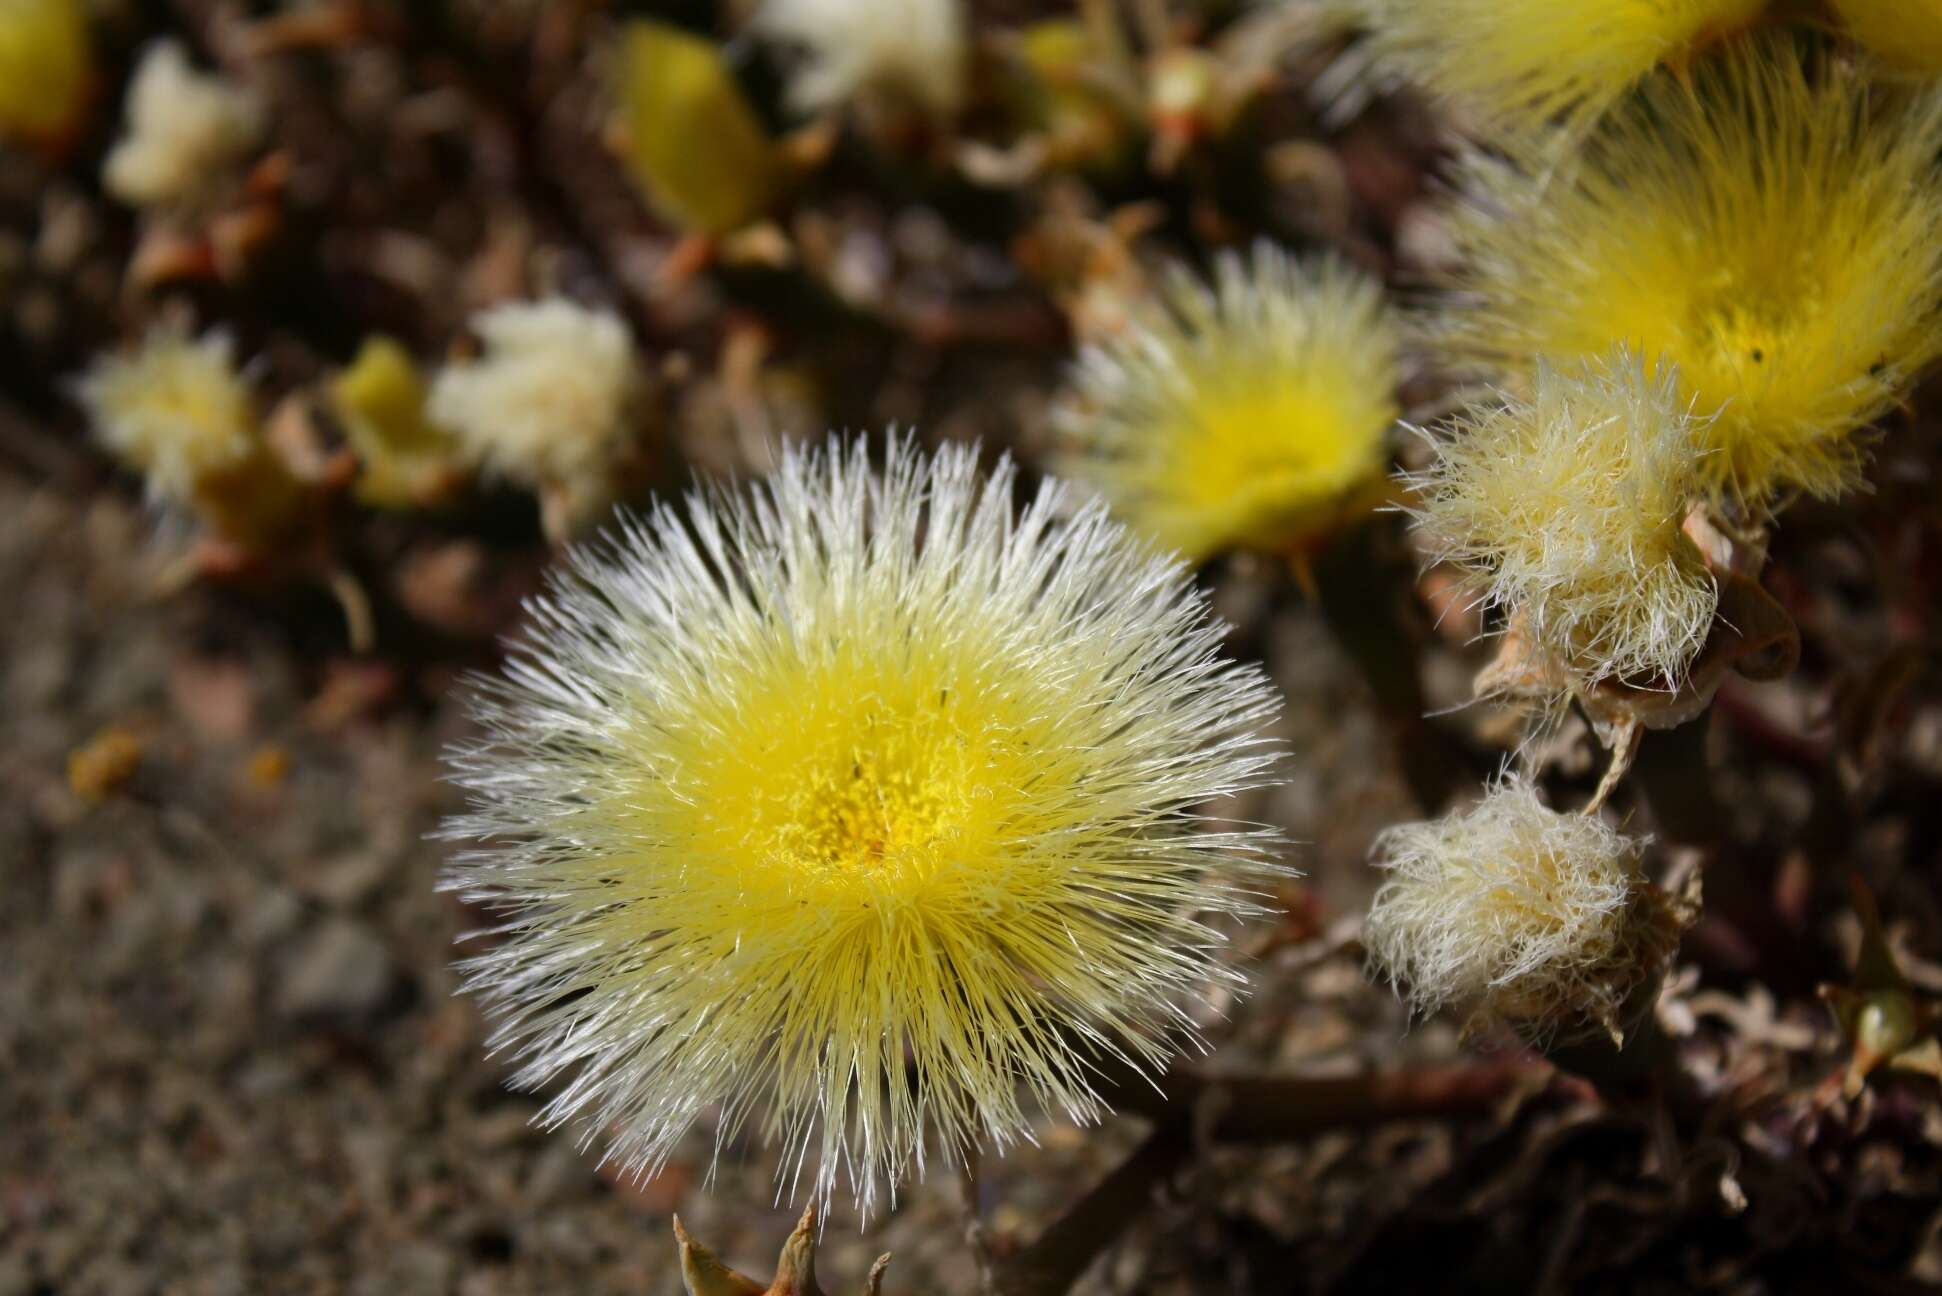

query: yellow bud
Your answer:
[0,0,93,150]
[612,20,781,237]
[330,336,456,509]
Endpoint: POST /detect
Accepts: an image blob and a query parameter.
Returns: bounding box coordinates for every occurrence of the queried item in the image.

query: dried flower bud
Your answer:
[1365,778,1688,1046]
[1407,350,1718,693]
[752,0,968,120]
[103,40,262,212]
[428,298,643,539]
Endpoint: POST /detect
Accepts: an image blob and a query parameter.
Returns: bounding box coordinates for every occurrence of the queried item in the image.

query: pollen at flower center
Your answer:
[1172,384,1382,515]
[786,717,966,874]
[671,652,1045,900]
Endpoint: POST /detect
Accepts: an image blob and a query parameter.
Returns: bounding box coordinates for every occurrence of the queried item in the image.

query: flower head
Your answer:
[1407,351,1718,691]
[429,298,641,490]
[1438,39,1942,506]
[441,436,1282,1210]
[102,40,262,211]
[1831,0,1942,75]
[0,0,93,149]
[74,325,257,506]
[1365,778,1682,1045]
[1058,244,1401,563]
[1347,0,1766,137]
[752,0,968,118]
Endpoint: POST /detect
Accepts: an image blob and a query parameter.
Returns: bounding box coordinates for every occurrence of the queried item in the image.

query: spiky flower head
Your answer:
[73,325,257,507]
[0,0,93,149]
[102,40,262,211]
[1831,0,1942,75]
[441,436,1282,1211]
[751,0,968,119]
[1365,778,1682,1045]
[1437,38,1942,507]
[428,298,641,490]
[1058,244,1401,563]
[1347,0,1766,137]
[1407,351,1718,692]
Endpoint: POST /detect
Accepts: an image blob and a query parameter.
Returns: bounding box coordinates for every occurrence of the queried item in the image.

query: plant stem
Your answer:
[1632,714,1727,846]
[1311,521,1470,812]
[960,1144,995,1296]
[1095,1056,1544,1143]
[993,1058,1544,1296]
[992,1125,1190,1296]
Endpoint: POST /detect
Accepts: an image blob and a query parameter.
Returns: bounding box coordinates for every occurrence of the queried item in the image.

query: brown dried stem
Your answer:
[992,1057,1545,1296]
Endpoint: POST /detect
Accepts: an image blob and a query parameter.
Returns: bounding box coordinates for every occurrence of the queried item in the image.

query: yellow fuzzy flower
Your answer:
[1831,0,1942,75]
[441,436,1282,1209]
[1058,244,1401,563]
[73,325,257,506]
[611,20,781,237]
[1349,0,1766,136]
[0,0,93,149]
[1407,351,1718,691]
[1365,778,1684,1045]
[1439,39,1942,506]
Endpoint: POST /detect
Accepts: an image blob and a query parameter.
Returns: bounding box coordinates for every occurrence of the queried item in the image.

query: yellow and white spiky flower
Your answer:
[751,0,968,118]
[1058,244,1401,563]
[1438,38,1942,507]
[1407,351,1718,692]
[441,436,1283,1211]
[1347,0,1766,137]
[428,298,641,490]
[1365,778,1680,1045]
[72,325,257,507]
[1830,0,1942,75]
[102,39,262,211]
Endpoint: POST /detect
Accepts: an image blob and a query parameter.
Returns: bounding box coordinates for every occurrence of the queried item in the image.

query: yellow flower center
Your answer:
[784,709,965,875]
[1140,368,1392,558]
[622,628,1082,928]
